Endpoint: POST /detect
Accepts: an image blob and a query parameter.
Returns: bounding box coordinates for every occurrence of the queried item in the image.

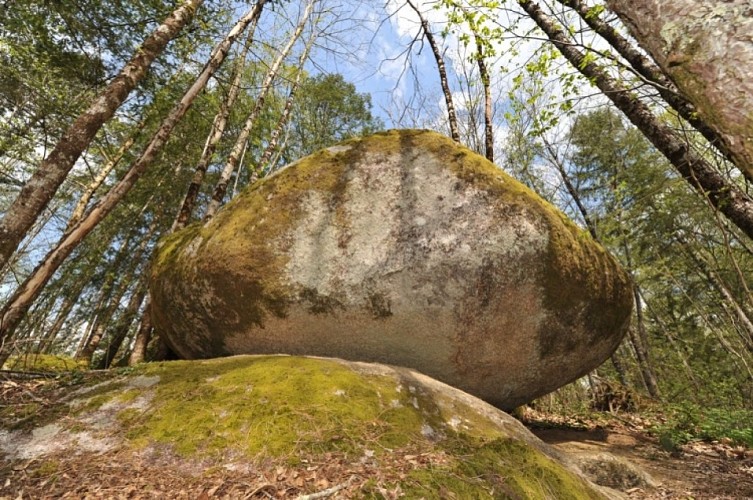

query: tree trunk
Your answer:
[36,280,86,353]
[0,0,203,269]
[557,0,734,170]
[0,1,267,347]
[172,6,264,231]
[67,120,146,230]
[128,300,153,365]
[606,0,753,181]
[203,0,314,221]
[629,284,661,398]
[610,350,629,387]
[517,0,753,241]
[406,0,460,142]
[95,279,148,369]
[255,23,319,179]
[541,138,599,240]
[474,37,494,163]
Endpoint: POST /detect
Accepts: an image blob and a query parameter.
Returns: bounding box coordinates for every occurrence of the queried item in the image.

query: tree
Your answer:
[284,74,382,163]
[405,0,460,142]
[513,0,753,240]
[203,0,315,221]
[0,0,268,358]
[606,0,753,181]
[564,108,753,404]
[0,0,204,270]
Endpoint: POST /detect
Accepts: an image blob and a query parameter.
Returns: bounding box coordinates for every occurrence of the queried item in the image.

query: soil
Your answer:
[528,413,753,499]
[2,373,753,499]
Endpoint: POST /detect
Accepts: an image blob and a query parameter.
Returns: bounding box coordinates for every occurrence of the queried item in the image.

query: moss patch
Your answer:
[7,356,605,498]
[125,356,428,458]
[126,356,601,496]
[397,437,599,499]
[3,354,88,372]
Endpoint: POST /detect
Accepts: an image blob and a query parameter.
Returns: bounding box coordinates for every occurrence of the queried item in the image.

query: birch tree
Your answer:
[0,0,269,357]
[203,0,315,221]
[405,0,460,142]
[171,11,264,231]
[0,0,204,270]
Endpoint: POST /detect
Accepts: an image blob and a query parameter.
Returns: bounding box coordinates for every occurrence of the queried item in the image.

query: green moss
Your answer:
[31,459,59,479]
[117,407,143,427]
[116,388,141,404]
[12,356,604,497]
[150,147,358,353]
[69,379,129,416]
[126,356,423,458]
[3,354,87,372]
[374,434,602,499]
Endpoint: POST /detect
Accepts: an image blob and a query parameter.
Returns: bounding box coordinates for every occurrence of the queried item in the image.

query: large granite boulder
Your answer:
[150,129,633,409]
[0,356,614,498]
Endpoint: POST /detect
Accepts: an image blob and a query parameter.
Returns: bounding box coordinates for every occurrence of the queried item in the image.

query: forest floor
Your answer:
[525,409,753,499]
[1,373,753,498]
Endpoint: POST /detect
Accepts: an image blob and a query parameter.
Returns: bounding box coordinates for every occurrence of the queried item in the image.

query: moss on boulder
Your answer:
[150,129,633,410]
[0,355,610,498]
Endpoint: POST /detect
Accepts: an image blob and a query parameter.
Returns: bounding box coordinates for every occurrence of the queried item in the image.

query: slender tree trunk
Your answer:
[643,296,703,393]
[610,349,629,386]
[172,7,264,231]
[0,1,267,348]
[76,289,125,364]
[474,37,494,162]
[0,0,203,268]
[629,284,661,398]
[74,310,100,360]
[36,280,87,353]
[128,301,153,365]
[405,0,460,142]
[680,240,753,350]
[67,120,146,230]
[255,81,300,179]
[0,201,57,282]
[71,231,136,360]
[203,0,313,221]
[96,279,148,369]
[78,213,157,365]
[540,138,599,240]
[517,0,753,241]
[256,23,319,179]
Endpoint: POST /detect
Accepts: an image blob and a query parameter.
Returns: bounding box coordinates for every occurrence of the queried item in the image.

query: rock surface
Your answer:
[150,129,633,409]
[0,356,611,498]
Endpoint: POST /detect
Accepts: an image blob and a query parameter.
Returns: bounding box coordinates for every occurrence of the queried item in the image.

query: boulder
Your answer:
[150,129,633,409]
[0,356,613,498]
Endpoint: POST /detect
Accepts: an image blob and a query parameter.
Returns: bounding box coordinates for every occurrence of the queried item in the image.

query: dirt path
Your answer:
[531,424,753,499]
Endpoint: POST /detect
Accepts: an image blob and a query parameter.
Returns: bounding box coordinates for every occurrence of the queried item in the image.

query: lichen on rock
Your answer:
[150,129,633,410]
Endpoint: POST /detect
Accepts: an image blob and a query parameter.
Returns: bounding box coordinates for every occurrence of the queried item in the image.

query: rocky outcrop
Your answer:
[0,356,612,498]
[150,129,633,409]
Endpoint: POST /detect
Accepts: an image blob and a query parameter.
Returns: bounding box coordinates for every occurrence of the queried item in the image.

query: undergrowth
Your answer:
[651,403,753,451]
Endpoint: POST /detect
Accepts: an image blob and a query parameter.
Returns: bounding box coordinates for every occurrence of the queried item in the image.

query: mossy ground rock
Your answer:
[0,356,609,498]
[151,129,633,409]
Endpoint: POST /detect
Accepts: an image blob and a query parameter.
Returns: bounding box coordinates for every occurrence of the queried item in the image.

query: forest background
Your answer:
[1,0,752,449]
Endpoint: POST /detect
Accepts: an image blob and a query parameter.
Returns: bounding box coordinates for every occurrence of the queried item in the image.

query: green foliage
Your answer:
[653,403,753,450]
[283,73,383,163]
